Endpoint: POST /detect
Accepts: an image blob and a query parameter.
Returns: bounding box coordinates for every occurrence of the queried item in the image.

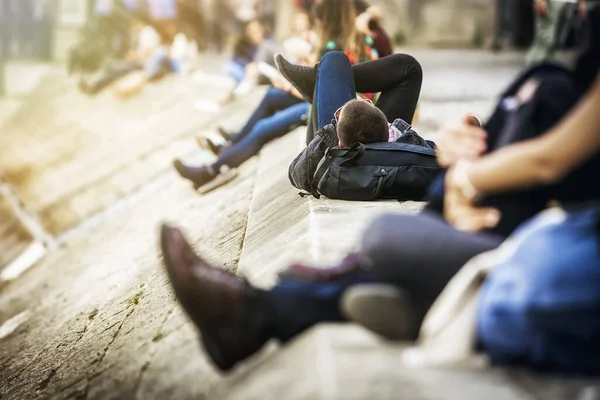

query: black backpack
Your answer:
[310,142,443,201]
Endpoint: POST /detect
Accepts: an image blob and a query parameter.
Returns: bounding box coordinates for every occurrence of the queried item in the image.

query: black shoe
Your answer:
[275,54,318,102]
[160,224,272,371]
[173,160,216,190]
[196,136,226,156]
[217,126,234,142]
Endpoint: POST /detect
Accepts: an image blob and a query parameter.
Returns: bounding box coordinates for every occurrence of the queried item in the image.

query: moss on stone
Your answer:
[88,308,99,321]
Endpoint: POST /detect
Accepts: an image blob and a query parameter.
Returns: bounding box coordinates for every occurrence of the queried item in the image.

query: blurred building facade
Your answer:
[46,0,534,62]
[275,0,533,48]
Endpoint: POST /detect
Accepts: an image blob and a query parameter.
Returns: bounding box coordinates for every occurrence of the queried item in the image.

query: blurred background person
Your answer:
[113,21,194,98]
[313,0,378,63]
[219,19,279,104]
[174,10,319,190]
[16,0,35,57]
[32,0,57,61]
[257,0,276,34]
[527,0,587,65]
[353,1,392,58]
[0,0,12,61]
[175,0,205,52]
[201,0,233,53]
[492,0,514,51]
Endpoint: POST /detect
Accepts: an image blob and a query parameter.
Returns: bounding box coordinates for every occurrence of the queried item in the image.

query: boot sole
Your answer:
[341,284,417,341]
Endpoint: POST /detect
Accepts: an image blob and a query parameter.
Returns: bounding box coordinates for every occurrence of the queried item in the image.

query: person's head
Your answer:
[292,10,311,35]
[335,99,389,147]
[312,0,359,51]
[244,20,266,46]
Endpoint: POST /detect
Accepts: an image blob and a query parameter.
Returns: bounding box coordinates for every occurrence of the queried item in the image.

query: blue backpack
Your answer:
[477,204,600,374]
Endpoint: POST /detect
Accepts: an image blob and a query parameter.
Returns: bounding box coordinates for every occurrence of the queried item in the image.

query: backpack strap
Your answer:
[327,143,366,164]
[309,143,366,198]
[310,156,330,199]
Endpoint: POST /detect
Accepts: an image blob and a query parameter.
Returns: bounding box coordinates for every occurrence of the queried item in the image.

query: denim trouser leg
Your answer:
[315,52,357,130]
[267,273,373,342]
[232,88,304,143]
[214,102,309,170]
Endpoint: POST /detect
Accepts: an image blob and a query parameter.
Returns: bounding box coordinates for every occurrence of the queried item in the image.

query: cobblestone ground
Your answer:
[0,50,525,399]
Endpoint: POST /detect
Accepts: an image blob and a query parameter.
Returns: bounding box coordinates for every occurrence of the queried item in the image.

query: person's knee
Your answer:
[392,53,423,79]
[362,214,412,256]
[321,51,350,68]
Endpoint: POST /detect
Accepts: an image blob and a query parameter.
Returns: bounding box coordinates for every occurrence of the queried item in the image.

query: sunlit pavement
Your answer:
[4,50,593,399]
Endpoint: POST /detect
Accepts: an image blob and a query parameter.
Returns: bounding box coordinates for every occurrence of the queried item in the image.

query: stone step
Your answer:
[237,128,422,287]
[211,325,597,400]
[0,68,264,236]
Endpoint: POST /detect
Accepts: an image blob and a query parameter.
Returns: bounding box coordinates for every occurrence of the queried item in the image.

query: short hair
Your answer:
[337,100,389,146]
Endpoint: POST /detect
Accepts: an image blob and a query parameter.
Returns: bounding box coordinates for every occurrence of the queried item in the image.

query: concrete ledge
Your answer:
[237,129,423,287]
[212,325,598,400]
[230,130,597,400]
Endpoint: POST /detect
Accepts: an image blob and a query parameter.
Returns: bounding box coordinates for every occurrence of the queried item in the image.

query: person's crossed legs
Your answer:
[276,52,423,143]
[160,211,502,372]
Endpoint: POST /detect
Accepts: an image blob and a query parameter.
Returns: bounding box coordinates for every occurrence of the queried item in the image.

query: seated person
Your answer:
[298,0,393,58]
[79,18,162,95]
[173,81,310,190]
[220,20,280,104]
[159,8,600,373]
[113,22,192,98]
[172,13,319,191]
[173,8,384,192]
[277,51,427,192]
[354,1,393,58]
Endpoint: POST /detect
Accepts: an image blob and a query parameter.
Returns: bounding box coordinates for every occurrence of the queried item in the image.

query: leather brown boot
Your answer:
[160,224,272,372]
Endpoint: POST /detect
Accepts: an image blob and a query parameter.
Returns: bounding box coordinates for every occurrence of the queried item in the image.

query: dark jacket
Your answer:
[288,118,430,192]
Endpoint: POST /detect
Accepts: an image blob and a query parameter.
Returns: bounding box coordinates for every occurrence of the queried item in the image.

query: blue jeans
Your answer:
[315,52,357,130]
[268,273,374,342]
[306,51,423,143]
[213,88,309,169]
[224,60,247,83]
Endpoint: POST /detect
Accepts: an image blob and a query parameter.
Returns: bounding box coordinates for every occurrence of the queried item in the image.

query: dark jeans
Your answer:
[307,52,423,143]
[213,88,309,170]
[267,211,503,342]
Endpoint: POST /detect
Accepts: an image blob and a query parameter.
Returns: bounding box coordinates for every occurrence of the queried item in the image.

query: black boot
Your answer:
[173,160,217,190]
[275,54,318,102]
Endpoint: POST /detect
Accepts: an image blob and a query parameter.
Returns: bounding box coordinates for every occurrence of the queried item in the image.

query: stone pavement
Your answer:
[1,50,596,399]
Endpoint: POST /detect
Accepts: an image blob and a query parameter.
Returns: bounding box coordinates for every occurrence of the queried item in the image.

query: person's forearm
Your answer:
[468,76,600,194]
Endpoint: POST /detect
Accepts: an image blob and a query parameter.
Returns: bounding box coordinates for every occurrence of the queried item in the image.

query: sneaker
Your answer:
[341,283,419,341]
[275,54,318,102]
